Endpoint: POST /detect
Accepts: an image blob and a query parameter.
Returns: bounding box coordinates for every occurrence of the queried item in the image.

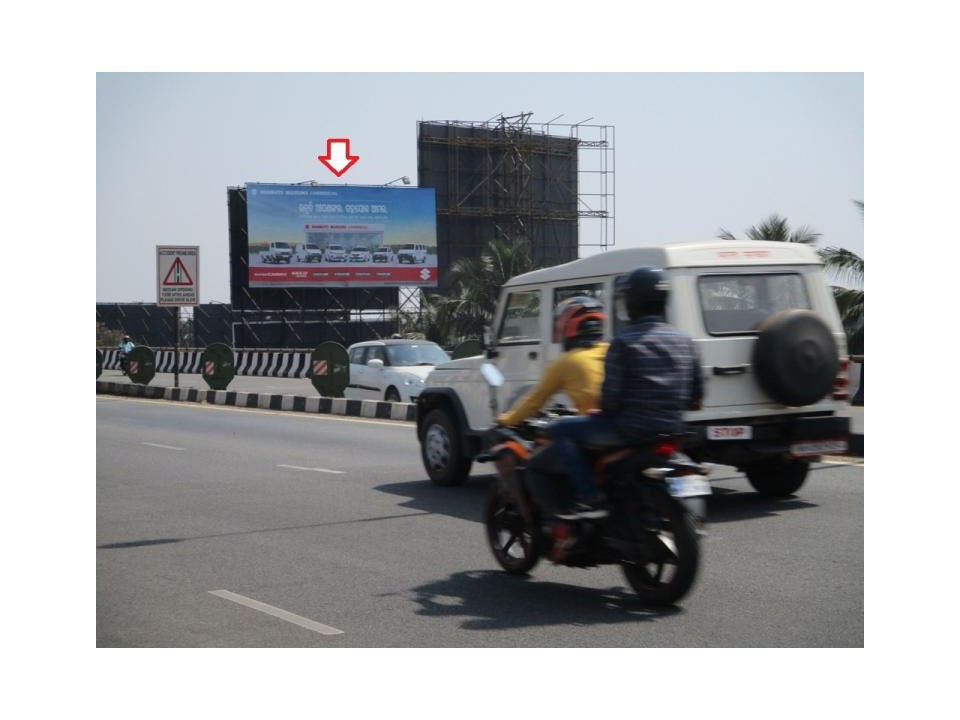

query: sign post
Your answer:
[157,246,199,388]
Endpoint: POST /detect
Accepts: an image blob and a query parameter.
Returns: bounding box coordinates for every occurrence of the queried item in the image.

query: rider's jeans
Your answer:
[548,414,625,502]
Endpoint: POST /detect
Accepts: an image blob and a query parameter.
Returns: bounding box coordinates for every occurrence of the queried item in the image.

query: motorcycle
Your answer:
[478,363,711,606]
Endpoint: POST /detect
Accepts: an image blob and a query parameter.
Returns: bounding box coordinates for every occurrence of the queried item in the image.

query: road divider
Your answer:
[96,380,417,422]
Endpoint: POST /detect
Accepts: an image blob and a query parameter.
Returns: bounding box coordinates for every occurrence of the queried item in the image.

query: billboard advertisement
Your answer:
[246,183,437,287]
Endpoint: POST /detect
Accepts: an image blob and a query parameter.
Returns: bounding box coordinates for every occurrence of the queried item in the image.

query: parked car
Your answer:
[372,246,396,263]
[325,244,347,262]
[415,240,852,494]
[397,243,428,264]
[349,246,372,263]
[345,339,450,403]
[295,243,324,263]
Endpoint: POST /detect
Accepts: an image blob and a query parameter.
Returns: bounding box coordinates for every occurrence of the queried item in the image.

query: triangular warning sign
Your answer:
[163,257,194,286]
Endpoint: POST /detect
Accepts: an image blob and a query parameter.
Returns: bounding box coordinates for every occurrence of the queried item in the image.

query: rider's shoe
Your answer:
[557,497,609,521]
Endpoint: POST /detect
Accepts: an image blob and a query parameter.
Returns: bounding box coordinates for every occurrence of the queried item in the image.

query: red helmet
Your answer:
[553,296,606,349]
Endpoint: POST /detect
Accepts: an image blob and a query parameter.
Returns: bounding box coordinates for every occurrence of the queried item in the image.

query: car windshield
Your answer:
[328,245,344,251]
[351,247,367,252]
[400,244,415,250]
[275,243,290,249]
[304,245,319,250]
[376,247,390,252]
[386,343,449,366]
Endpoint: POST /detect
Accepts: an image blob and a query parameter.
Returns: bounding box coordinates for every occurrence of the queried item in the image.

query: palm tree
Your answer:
[818,201,864,354]
[718,213,822,245]
[425,238,536,346]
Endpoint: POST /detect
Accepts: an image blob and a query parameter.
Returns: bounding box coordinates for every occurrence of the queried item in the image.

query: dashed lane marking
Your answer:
[141,442,186,451]
[209,589,344,636]
[277,464,346,475]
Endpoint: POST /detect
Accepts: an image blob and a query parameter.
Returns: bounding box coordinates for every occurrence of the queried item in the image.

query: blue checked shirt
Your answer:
[600,317,704,440]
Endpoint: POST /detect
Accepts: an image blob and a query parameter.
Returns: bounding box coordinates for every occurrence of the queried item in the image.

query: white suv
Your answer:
[416,240,852,496]
[397,243,427,264]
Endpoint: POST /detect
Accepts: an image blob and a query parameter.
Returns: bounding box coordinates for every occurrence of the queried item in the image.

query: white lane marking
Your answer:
[142,442,186,451]
[277,464,346,475]
[209,589,344,635]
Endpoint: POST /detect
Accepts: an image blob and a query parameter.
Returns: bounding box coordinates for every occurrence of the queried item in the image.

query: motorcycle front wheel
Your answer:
[620,487,700,606]
[484,484,541,575]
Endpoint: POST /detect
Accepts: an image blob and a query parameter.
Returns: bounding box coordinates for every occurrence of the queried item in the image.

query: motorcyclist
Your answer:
[492,297,608,520]
[496,296,608,427]
[548,267,704,519]
[118,335,134,375]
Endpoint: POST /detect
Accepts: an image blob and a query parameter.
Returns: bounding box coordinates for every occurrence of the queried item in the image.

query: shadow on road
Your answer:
[373,472,497,524]
[705,486,818,524]
[404,569,680,631]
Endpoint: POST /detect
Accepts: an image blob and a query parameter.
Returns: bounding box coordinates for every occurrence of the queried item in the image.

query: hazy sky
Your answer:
[97,72,863,303]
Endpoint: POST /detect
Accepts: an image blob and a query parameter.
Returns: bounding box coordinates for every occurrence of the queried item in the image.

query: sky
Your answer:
[96,72,863,303]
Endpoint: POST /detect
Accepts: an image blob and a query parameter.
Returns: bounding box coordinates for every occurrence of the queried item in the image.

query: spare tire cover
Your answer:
[752,309,838,407]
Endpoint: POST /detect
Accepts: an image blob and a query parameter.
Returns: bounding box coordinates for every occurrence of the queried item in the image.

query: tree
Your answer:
[718,213,821,245]
[818,200,864,354]
[425,238,537,346]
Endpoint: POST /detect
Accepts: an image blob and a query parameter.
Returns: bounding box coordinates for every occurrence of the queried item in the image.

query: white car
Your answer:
[372,246,396,263]
[295,243,324,263]
[349,246,372,263]
[345,339,450,403]
[325,244,347,262]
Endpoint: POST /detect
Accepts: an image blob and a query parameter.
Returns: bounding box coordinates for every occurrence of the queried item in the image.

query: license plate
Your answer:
[790,438,848,457]
[667,475,712,498]
[707,425,753,440]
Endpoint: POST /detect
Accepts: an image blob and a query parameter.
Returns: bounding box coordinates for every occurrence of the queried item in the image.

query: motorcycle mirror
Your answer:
[481,363,504,388]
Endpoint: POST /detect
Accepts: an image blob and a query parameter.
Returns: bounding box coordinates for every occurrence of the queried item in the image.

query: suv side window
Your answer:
[554,283,606,339]
[698,273,811,334]
[349,347,367,364]
[497,290,541,344]
[367,345,387,364]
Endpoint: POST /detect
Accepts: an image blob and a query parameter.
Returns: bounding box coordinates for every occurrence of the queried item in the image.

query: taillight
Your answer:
[833,357,850,401]
[653,441,679,456]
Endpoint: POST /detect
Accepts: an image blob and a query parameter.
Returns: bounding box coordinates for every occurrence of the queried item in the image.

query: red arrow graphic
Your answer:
[318,138,360,177]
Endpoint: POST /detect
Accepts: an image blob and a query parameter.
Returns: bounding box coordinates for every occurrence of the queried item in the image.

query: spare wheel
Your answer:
[752,309,838,407]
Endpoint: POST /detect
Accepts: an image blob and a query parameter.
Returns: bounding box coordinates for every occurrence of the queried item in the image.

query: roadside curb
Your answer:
[95,380,417,422]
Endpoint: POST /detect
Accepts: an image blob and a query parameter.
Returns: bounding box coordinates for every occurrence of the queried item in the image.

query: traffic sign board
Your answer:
[157,246,199,306]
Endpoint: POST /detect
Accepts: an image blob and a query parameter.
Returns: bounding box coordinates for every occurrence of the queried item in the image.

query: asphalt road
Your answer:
[97,394,863,647]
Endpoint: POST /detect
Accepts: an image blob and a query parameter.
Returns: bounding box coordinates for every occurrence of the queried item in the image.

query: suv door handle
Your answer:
[713,364,749,375]
[528,351,538,360]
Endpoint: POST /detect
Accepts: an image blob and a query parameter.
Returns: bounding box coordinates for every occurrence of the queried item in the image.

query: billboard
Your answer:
[246,183,437,288]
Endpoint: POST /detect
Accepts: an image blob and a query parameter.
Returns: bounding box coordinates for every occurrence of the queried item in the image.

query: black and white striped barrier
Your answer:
[100,349,312,378]
[95,380,416,422]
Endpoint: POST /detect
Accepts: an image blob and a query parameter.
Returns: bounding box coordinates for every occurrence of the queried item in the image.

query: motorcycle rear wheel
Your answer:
[484,484,541,575]
[620,488,700,606]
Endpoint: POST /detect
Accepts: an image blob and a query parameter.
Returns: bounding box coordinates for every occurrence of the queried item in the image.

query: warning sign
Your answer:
[157,246,199,306]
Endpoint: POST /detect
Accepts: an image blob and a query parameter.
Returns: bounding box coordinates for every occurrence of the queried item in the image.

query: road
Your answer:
[97,394,863,647]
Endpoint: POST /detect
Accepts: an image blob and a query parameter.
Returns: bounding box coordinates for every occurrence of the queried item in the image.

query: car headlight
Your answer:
[403,376,424,386]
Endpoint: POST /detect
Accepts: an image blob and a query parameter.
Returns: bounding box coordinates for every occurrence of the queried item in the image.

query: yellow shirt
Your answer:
[496,342,609,426]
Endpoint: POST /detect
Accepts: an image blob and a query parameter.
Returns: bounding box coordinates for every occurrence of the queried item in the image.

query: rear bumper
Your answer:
[687,414,852,463]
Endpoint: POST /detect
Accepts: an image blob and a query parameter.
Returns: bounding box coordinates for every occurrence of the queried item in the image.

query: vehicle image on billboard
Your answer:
[397,243,428,264]
[261,242,293,264]
[415,240,852,497]
[372,246,396,263]
[295,243,324,263]
[325,244,347,262]
[345,339,450,403]
[349,246,372,263]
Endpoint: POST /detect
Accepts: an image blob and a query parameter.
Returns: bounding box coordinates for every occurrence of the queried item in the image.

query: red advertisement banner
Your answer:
[249,265,438,286]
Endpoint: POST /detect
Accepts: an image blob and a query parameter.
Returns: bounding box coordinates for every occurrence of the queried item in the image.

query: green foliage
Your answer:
[425,238,538,346]
[718,213,822,245]
[97,322,124,347]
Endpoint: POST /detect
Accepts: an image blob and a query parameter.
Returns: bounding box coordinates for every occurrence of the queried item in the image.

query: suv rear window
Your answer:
[698,273,810,334]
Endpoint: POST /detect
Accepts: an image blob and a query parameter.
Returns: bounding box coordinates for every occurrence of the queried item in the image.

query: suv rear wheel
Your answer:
[744,457,809,496]
[421,409,472,486]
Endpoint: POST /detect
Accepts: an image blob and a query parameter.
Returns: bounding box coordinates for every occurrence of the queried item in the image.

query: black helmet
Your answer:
[553,296,606,350]
[615,266,670,320]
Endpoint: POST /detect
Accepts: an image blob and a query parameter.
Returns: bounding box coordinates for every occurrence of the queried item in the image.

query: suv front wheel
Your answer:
[421,409,472,486]
[744,457,809,497]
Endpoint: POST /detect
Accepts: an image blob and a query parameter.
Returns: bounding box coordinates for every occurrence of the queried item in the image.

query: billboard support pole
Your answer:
[174,305,180,389]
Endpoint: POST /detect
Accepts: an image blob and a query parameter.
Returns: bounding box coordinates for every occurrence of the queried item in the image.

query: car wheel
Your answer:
[753,309,838,406]
[421,409,472,486]
[744,457,809,496]
[385,387,401,403]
